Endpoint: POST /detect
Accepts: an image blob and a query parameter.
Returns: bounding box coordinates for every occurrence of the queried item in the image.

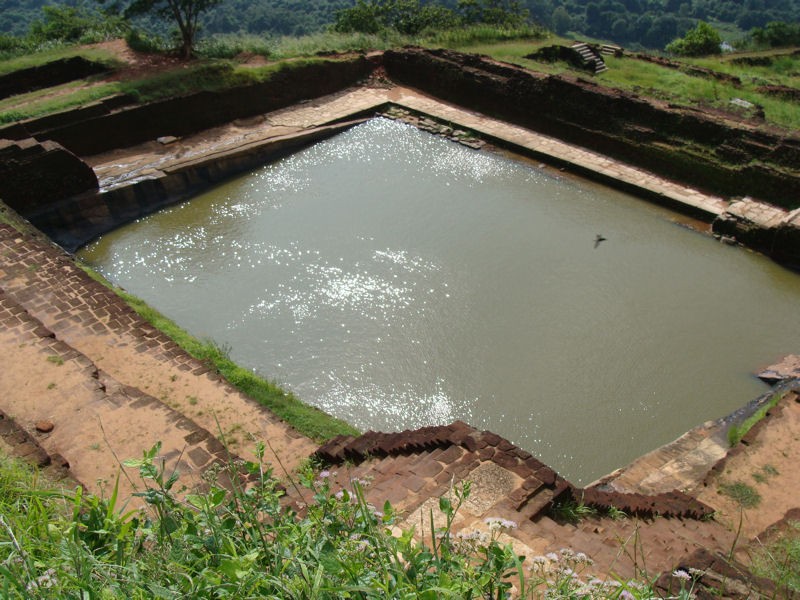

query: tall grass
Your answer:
[752,520,800,595]
[0,446,681,598]
[194,33,273,59]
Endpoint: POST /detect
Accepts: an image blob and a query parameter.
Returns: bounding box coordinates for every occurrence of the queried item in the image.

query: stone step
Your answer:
[0,225,316,473]
[0,289,235,500]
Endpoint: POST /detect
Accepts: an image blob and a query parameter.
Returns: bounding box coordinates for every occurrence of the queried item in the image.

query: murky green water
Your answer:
[79,118,800,484]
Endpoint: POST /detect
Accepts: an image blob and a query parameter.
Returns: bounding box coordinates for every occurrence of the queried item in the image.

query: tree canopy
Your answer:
[334,0,528,35]
[1,0,800,51]
[122,0,222,57]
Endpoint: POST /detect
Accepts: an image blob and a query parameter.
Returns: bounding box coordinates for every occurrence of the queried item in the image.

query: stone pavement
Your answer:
[0,223,316,498]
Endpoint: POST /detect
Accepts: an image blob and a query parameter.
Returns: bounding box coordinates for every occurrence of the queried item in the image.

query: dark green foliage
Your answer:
[334,0,527,35]
[666,20,722,55]
[1,0,800,50]
[120,0,223,58]
[751,20,800,47]
[29,4,128,43]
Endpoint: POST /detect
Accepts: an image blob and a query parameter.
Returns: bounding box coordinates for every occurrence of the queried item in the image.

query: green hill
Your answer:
[1,0,799,49]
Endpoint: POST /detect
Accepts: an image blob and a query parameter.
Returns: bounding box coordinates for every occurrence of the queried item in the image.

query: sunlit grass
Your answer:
[0,80,121,124]
[468,43,800,130]
[0,44,120,76]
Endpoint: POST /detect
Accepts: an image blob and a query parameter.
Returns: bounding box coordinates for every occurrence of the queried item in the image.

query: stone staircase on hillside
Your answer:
[571,42,609,74]
[599,44,623,57]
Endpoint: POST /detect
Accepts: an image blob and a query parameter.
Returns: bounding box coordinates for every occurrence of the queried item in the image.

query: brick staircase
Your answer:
[308,423,734,580]
[0,224,315,499]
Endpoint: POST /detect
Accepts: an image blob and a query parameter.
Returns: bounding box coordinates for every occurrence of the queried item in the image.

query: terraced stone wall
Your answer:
[2,57,373,156]
[383,48,800,211]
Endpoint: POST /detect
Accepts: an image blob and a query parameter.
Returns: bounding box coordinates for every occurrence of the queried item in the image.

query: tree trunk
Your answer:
[179,27,193,59]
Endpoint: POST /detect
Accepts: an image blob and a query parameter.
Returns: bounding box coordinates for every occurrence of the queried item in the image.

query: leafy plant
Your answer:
[550,497,598,524]
[666,21,722,56]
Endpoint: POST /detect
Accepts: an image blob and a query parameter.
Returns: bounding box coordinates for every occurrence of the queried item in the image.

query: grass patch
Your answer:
[0,45,121,76]
[0,80,121,124]
[719,481,762,508]
[78,262,358,442]
[752,520,800,595]
[727,392,783,447]
[753,463,780,484]
[471,43,800,131]
[118,57,329,103]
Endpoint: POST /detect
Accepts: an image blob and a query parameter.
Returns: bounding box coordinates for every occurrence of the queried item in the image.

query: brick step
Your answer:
[0,289,235,500]
[0,224,316,473]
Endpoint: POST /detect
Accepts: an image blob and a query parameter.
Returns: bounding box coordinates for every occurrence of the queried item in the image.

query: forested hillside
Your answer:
[1,0,799,48]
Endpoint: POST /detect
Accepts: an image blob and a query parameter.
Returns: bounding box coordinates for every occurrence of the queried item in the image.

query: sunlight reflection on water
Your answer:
[80,118,800,484]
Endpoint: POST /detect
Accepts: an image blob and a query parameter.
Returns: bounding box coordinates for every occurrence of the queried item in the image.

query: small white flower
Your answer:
[673,569,692,581]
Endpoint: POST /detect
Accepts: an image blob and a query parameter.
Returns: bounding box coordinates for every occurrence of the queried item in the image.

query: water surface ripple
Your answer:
[80,118,800,484]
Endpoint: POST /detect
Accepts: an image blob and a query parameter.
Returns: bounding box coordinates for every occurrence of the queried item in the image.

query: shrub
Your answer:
[28,5,128,44]
[125,28,172,54]
[665,21,722,56]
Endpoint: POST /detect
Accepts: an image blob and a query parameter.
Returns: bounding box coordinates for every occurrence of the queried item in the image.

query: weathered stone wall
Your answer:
[4,57,373,157]
[0,138,98,215]
[383,48,800,210]
[31,122,364,252]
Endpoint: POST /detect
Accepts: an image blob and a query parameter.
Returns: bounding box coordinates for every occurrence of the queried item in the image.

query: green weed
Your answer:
[0,445,673,598]
[46,355,64,366]
[728,392,783,447]
[751,520,800,595]
[719,481,762,509]
[550,497,598,524]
